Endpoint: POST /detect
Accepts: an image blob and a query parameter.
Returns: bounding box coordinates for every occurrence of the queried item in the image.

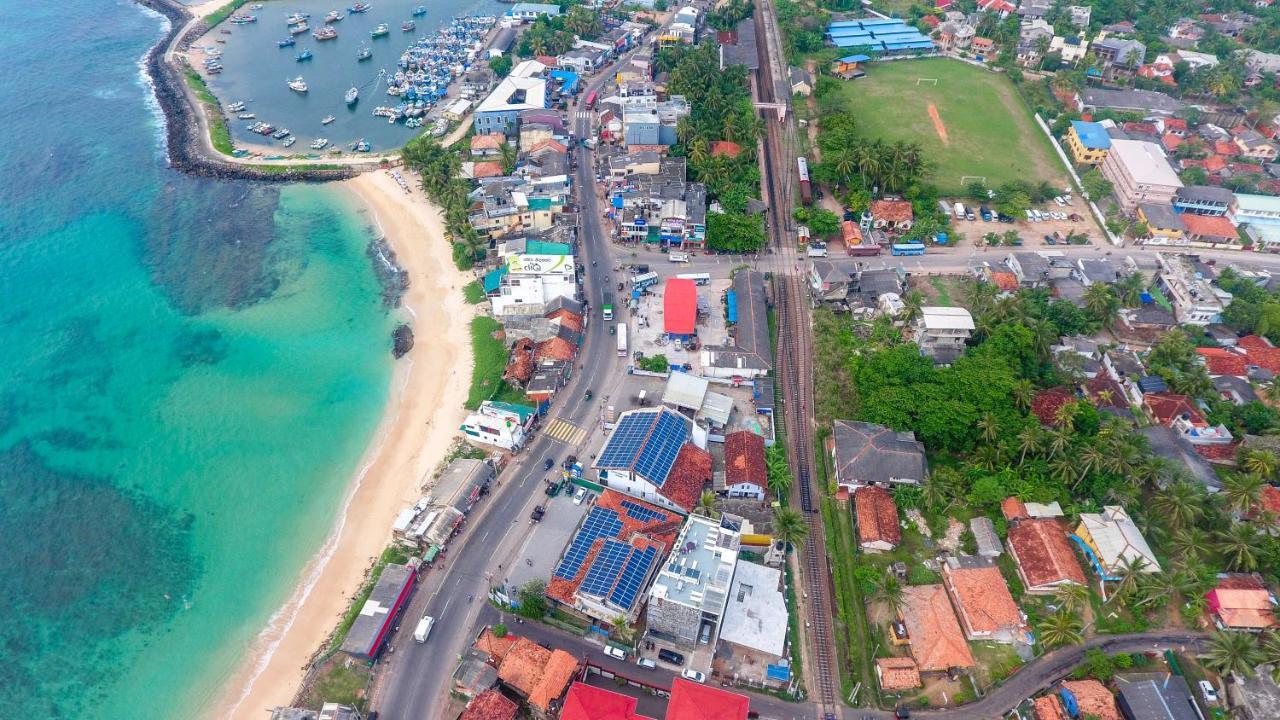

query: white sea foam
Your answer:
[131,2,171,160]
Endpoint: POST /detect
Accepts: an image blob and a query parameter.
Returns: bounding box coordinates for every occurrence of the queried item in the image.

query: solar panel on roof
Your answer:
[597,411,658,469]
[554,507,623,579]
[634,411,690,486]
[621,499,666,524]
[607,546,658,610]
[580,539,630,596]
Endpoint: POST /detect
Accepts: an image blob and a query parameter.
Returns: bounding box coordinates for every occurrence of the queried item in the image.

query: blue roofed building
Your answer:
[1066,120,1112,165]
[593,407,710,513]
[825,18,935,55]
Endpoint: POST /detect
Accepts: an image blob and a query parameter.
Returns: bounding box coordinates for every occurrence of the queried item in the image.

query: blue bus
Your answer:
[890,242,926,256]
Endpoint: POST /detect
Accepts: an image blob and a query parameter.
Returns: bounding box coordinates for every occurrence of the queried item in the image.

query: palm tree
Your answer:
[921,474,954,511]
[870,573,906,616]
[1171,526,1212,562]
[697,490,717,518]
[901,289,924,324]
[1039,610,1084,648]
[1053,402,1077,432]
[610,614,638,646]
[772,508,809,550]
[1013,379,1036,412]
[765,446,793,499]
[1218,522,1263,572]
[1261,631,1280,684]
[1108,556,1149,604]
[1115,272,1146,307]
[1242,450,1278,480]
[1084,283,1120,328]
[1154,482,1203,529]
[1047,428,1073,459]
[1075,444,1106,489]
[1221,473,1266,516]
[1201,630,1263,680]
[977,412,1000,444]
[1054,583,1089,615]
[1016,426,1042,465]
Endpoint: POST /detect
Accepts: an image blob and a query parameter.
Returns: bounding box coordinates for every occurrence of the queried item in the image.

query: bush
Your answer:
[637,354,670,373]
[492,623,507,638]
[517,579,548,619]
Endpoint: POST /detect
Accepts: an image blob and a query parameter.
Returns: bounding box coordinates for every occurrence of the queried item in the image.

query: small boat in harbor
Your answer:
[412,6,427,16]
[370,23,389,38]
[296,49,313,61]
[251,3,264,9]
[227,101,247,112]
[229,14,257,24]
[277,37,296,47]
[311,138,330,149]
[352,138,371,152]
[283,136,297,147]
[348,3,371,13]
[290,22,309,35]
[401,20,415,31]
[273,128,291,139]
[288,76,308,92]
[238,112,256,119]
[345,86,359,105]
[324,10,345,23]
[313,26,337,40]
[321,115,336,125]
[357,46,372,61]
[206,64,224,74]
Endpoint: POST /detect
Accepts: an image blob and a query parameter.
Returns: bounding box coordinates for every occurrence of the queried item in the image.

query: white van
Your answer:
[414,615,435,643]
[604,645,627,660]
[668,252,690,263]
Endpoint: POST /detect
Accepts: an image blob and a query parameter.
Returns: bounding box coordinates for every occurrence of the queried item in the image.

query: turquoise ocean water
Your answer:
[0,1,400,717]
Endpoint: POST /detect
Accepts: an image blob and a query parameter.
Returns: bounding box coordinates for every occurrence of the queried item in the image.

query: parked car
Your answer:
[1045,235,1057,245]
[1025,209,1035,221]
[1055,196,1066,206]
[658,648,685,665]
[530,505,546,522]
[965,211,975,221]
[681,668,706,683]
[997,213,1015,223]
[1199,680,1219,704]
[636,657,657,669]
[979,206,992,221]
[604,646,627,660]
[573,488,587,505]
[894,709,911,719]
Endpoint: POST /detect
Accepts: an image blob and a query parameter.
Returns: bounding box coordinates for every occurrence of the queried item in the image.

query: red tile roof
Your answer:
[1184,155,1228,172]
[461,689,519,720]
[1206,585,1276,628]
[1239,336,1280,373]
[560,682,651,720]
[664,279,698,335]
[988,270,1019,292]
[535,337,576,362]
[876,657,922,690]
[942,565,1025,638]
[855,486,901,548]
[1231,162,1266,175]
[1031,386,1075,426]
[1007,519,1086,590]
[1197,347,1249,376]
[473,161,505,179]
[870,199,914,223]
[899,584,975,671]
[529,139,568,155]
[1161,133,1184,151]
[1144,392,1205,426]
[1181,213,1239,241]
[1060,680,1121,720]
[724,431,767,492]
[1215,141,1239,156]
[710,141,742,158]
[504,338,536,384]
[1002,497,1029,521]
[660,444,712,512]
[1164,118,1188,132]
[1084,375,1128,408]
[1195,442,1239,461]
[921,14,940,28]
[475,627,518,664]
[497,636,578,710]
[1124,122,1159,136]
[529,650,581,711]
[666,678,751,720]
[1259,485,1280,518]
[472,133,504,152]
[1034,696,1069,720]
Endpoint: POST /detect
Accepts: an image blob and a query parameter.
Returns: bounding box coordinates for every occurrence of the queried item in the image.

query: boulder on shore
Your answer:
[392,324,414,358]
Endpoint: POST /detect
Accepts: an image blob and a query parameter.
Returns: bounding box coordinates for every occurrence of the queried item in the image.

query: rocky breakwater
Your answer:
[136,0,359,183]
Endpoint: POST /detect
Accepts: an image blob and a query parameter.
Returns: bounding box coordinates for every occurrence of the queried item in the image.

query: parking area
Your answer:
[501,485,593,595]
[628,275,730,374]
[949,193,1098,247]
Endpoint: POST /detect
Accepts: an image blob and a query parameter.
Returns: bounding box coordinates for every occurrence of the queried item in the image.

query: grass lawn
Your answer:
[300,660,371,710]
[834,58,1065,194]
[463,281,486,304]
[971,642,1024,690]
[467,316,527,409]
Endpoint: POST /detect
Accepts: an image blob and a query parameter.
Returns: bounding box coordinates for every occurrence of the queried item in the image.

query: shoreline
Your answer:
[208,170,476,719]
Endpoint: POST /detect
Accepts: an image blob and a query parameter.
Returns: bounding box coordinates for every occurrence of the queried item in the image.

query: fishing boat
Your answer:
[348,2,371,12]
[352,138,371,152]
[206,64,224,74]
[345,86,359,105]
[285,12,308,24]
[227,101,246,112]
[230,14,257,24]
[321,115,336,124]
[357,46,373,60]
[371,23,390,38]
[296,49,313,61]
[401,20,415,31]
[288,76,308,92]
[311,138,330,149]
[251,3,263,9]
[277,37,296,47]
[237,112,256,119]
[324,10,344,23]
[290,22,309,34]
[313,26,337,40]
[430,117,448,137]
[412,6,427,16]
[283,136,297,147]
[273,128,291,139]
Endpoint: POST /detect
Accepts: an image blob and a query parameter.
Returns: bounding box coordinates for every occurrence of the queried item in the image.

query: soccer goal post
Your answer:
[915,78,938,86]
[960,175,988,186]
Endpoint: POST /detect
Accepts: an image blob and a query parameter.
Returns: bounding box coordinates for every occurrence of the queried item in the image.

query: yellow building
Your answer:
[1066,120,1112,165]
[1136,203,1186,243]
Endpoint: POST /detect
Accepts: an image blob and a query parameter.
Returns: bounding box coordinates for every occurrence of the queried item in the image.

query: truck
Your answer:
[797,157,813,205]
[953,202,966,220]
[413,615,435,643]
[602,291,615,321]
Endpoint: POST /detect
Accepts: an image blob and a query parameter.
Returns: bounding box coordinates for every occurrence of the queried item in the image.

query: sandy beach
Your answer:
[209,169,475,719]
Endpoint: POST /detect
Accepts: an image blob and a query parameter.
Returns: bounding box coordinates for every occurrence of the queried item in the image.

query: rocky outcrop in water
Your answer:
[367,236,410,308]
[136,0,361,183]
[392,324,414,359]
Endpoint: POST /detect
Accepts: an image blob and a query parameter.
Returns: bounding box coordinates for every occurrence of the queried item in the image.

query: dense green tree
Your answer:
[705,212,766,253]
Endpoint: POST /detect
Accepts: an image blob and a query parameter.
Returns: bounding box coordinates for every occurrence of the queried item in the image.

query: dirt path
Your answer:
[928,103,950,146]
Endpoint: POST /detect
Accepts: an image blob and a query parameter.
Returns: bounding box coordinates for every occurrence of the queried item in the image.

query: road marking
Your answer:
[480,529,490,544]
[543,417,587,445]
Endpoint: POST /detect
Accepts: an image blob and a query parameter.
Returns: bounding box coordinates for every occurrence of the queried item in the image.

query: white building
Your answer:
[490,251,578,317]
[646,514,741,670]
[593,407,709,514]
[459,401,536,451]
[1076,506,1161,577]
[718,560,789,679]
[914,306,975,365]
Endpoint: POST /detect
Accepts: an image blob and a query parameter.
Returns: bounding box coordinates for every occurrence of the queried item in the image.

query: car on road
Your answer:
[573,488,587,505]
[544,457,554,471]
[894,708,911,719]
[1199,680,1219,704]
[658,648,685,665]
[636,657,657,669]
[604,645,628,660]
[530,505,546,522]
[681,668,706,683]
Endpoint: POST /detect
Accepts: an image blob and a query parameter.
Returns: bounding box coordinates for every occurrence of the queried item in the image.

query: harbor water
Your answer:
[0,1,405,717]
[201,0,506,152]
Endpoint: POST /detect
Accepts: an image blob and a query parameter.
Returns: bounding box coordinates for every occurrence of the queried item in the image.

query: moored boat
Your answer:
[345,86,359,105]
[357,46,373,60]
[288,76,308,92]
[401,20,415,31]
[230,14,257,24]
[352,138,371,152]
[227,101,247,112]
[283,136,297,147]
[296,49,313,61]
[238,112,256,119]
[348,2,371,12]
[321,115,336,125]
[311,138,329,149]
[290,22,309,35]
[412,6,427,16]
[371,23,389,37]
[324,10,345,23]
[277,37,296,47]
[313,26,337,40]
[273,128,292,139]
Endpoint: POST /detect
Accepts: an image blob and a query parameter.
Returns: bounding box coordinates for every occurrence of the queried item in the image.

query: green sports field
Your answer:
[836,58,1066,194]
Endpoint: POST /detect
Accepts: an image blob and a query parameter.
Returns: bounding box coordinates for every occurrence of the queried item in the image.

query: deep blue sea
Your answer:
[0,1,404,716]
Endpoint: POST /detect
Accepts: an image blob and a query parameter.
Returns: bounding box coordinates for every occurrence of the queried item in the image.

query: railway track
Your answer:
[751,0,840,709]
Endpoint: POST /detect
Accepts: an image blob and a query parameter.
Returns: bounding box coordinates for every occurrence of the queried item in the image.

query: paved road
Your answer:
[370,62,627,720]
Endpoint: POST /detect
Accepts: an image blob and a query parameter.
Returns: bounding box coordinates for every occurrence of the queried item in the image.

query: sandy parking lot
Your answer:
[948,194,1101,248]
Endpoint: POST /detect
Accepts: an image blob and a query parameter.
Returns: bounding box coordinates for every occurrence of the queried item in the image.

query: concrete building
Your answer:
[646,514,741,669]
[855,486,900,552]
[593,407,709,514]
[702,270,773,379]
[460,401,537,451]
[504,3,560,23]
[1006,517,1086,593]
[1154,254,1229,326]
[1099,139,1183,211]
[1174,185,1234,216]
[1114,674,1200,720]
[914,306,975,365]
[1069,5,1091,26]
[622,97,690,147]
[718,560,789,685]
[1066,120,1112,165]
[488,248,578,317]
[475,75,548,136]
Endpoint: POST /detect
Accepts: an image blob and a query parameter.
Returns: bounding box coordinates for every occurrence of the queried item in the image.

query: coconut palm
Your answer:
[977,412,1000,444]
[1115,272,1146,307]
[1084,283,1120,328]
[1218,522,1263,572]
[921,474,954,511]
[1171,526,1212,563]
[766,446,793,498]
[1075,444,1107,489]
[1016,426,1042,465]
[1261,631,1280,684]
[1050,457,1076,485]
[1221,472,1266,516]
[1201,630,1263,680]
[1242,449,1278,480]
[1047,428,1073,459]
[1013,379,1036,412]
[697,490,718,518]
[870,573,906,616]
[1108,556,1150,605]
[1053,402,1077,432]
[610,614,638,646]
[1153,482,1203,530]
[901,289,924,324]
[1054,583,1089,615]
[772,508,809,551]
[1265,381,1280,406]
[1039,610,1084,648]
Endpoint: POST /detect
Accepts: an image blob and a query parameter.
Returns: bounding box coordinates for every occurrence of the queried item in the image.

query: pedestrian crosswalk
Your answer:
[576,111,591,120]
[543,417,588,445]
